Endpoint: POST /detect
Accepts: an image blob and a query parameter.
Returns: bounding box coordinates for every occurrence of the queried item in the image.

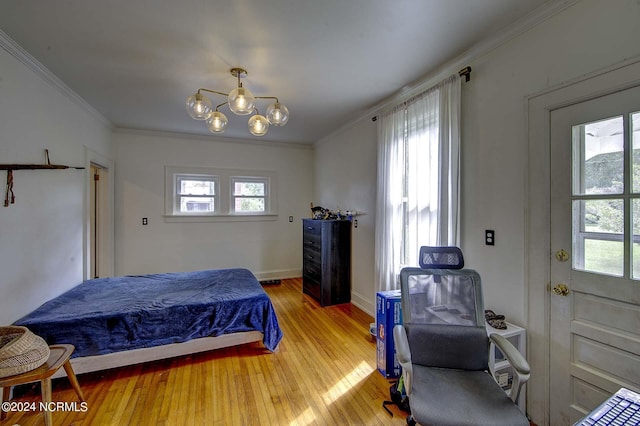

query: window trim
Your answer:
[164,166,277,222]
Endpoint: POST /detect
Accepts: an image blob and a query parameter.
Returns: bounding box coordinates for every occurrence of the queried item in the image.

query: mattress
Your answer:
[15,268,283,357]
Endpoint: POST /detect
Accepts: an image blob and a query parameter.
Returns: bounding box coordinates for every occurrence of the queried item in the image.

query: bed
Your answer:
[14,268,283,375]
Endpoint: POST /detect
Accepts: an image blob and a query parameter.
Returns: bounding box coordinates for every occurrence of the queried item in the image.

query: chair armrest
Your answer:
[489,333,531,403]
[393,325,413,395]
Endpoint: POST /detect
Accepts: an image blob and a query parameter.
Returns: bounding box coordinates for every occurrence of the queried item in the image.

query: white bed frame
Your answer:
[52,331,263,379]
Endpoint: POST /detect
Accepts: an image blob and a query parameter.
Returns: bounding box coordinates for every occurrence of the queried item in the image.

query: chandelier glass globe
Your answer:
[206,111,228,133]
[185,92,213,120]
[228,86,256,115]
[266,102,289,126]
[248,114,270,136]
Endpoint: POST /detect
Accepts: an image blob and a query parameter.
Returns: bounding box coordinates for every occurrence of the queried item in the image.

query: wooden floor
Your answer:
[3,278,408,425]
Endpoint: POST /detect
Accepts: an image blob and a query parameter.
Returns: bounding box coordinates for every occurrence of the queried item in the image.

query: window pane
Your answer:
[573,199,623,276]
[580,199,623,234]
[234,181,265,196]
[573,116,624,195]
[180,196,215,213]
[179,179,215,195]
[582,239,623,276]
[234,197,265,212]
[633,199,640,279]
[632,112,640,193]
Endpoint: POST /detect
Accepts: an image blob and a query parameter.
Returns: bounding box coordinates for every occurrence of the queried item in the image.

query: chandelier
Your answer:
[185,67,289,137]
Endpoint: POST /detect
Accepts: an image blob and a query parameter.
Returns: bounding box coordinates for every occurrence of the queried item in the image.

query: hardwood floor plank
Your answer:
[2,278,408,425]
[201,353,215,424]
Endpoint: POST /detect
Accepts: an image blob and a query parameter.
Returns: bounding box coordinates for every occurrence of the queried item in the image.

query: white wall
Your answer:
[315,0,640,325]
[113,130,313,278]
[314,118,377,313]
[0,40,112,324]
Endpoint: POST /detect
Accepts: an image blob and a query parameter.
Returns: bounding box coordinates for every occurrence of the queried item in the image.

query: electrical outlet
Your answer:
[142,218,148,226]
[485,229,495,245]
[288,216,293,222]
[354,219,358,228]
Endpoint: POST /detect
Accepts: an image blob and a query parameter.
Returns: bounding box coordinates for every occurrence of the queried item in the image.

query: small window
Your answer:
[176,175,217,214]
[165,166,277,222]
[232,177,268,214]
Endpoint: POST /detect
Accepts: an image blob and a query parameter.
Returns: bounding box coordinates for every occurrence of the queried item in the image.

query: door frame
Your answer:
[526,56,640,426]
[83,147,114,280]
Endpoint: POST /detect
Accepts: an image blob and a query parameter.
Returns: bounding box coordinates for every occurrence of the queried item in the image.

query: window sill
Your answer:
[163,214,278,223]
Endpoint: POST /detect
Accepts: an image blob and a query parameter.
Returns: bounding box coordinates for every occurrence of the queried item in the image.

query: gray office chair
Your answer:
[393,247,530,426]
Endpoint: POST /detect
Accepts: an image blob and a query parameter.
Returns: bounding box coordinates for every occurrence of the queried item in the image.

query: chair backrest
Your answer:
[399,247,484,326]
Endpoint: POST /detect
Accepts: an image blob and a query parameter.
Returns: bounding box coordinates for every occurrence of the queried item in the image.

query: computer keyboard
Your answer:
[575,388,640,426]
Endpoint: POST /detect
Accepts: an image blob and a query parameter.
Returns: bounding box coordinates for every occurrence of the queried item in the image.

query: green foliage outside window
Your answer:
[583,150,640,233]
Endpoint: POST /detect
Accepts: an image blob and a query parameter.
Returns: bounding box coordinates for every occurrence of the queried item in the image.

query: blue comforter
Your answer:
[15,268,283,357]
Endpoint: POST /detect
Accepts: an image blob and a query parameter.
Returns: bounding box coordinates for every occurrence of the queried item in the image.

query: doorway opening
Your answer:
[88,161,112,279]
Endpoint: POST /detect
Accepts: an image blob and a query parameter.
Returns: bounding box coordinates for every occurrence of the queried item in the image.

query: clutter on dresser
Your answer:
[309,202,361,220]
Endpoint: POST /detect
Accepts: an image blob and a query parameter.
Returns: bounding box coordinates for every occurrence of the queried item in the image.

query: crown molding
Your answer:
[0,29,112,128]
[316,0,581,146]
[112,127,314,150]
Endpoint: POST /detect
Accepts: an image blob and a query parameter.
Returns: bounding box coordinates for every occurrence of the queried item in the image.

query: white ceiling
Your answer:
[0,0,553,144]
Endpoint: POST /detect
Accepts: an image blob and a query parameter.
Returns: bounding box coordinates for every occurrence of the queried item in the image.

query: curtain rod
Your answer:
[371,66,471,122]
[458,66,472,82]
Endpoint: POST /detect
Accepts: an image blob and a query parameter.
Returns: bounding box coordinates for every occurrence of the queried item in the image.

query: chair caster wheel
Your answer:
[406,415,417,426]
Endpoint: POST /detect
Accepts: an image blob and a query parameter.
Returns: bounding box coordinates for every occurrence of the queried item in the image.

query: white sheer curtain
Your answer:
[375,74,461,292]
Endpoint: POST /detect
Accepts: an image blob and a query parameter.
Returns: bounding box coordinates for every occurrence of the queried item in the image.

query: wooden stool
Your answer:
[0,344,84,426]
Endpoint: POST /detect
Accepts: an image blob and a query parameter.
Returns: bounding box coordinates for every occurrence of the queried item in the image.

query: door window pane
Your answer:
[573,116,624,195]
[633,199,640,279]
[573,199,623,276]
[582,239,623,276]
[632,112,640,193]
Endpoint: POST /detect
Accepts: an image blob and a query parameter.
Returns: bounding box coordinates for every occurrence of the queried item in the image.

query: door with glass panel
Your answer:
[549,85,640,425]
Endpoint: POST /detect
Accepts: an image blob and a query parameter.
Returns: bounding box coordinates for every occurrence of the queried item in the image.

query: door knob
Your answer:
[555,249,569,262]
[552,283,570,296]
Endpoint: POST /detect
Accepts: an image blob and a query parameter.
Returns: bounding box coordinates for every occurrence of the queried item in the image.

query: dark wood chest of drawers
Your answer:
[302,219,352,306]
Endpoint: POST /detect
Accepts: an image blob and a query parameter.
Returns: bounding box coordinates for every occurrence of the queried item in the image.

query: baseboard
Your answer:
[253,269,301,281]
[350,290,375,317]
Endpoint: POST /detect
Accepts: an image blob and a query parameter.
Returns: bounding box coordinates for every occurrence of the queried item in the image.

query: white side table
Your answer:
[486,322,527,412]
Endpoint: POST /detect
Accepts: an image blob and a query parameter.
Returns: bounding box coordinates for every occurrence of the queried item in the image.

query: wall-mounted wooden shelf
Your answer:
[1,149,84,207]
